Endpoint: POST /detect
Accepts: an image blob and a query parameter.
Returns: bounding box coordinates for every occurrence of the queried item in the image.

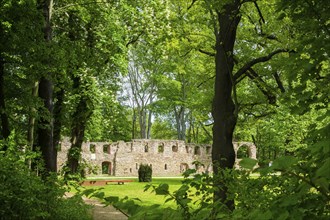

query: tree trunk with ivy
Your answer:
[66,76,93,175]
[211,1,241,211]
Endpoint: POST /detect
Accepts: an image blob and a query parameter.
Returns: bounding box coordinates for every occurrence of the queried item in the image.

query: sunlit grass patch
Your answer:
[76,177,184,208]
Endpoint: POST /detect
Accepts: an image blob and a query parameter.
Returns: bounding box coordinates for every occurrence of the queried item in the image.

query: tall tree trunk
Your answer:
[174,106,186,140]
[0,55,10,144]
[146,95,153,139]
[187,112,193,143]
[27,81,39,170]
[174,107,181,139]
[67,77,93,175]
[38,77,56,173]
[27,81,39,149]
[139,108,147,138]
[37,0,56,173]
[53,88,64,150]
[180,106,186,141]
[212,2,241,211]
[147,109,152,139]
[132,108,136,139]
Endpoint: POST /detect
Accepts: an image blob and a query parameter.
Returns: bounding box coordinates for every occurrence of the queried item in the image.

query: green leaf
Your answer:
[278,211,290,220]
[165,197,174,203]
[271,156,298,170]
[239,158,258,170]
[104,196,119,203]
[92,191,105,200]
[315,158,330,179]
[314,177,329,193]
[81,188,96,197]
[155,183,169,195]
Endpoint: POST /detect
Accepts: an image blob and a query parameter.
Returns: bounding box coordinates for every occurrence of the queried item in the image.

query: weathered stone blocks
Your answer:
[57,139,257,176]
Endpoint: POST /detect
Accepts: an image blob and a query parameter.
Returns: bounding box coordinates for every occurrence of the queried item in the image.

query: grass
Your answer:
[78,177,184,208]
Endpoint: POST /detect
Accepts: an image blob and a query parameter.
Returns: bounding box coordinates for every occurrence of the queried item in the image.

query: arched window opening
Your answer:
[164,164,168,170]
[144,145,149,153]
[172,145,178,152]
[237,145,249,158]
[158,145,164,153]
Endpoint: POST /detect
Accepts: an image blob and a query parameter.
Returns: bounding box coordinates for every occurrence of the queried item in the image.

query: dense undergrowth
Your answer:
[0,138,92,220]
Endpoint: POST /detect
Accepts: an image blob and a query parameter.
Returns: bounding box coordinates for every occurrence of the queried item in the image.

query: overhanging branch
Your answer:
[187,0,198,10]
[233,49,289,82]
[126,31,144,47]
[246,68,276,104]
[198,49,215,57]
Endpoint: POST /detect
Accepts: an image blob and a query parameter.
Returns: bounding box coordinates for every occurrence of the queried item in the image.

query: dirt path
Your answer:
[65,193,128,220]
[83,197,128,220]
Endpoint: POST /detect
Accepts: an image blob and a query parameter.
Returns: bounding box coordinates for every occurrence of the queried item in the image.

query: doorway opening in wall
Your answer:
[102,161,112,175]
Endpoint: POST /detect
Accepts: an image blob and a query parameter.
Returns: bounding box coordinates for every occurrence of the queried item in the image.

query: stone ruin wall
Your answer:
[57,139,257,177]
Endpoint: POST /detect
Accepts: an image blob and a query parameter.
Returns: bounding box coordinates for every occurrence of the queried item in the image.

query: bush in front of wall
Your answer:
[138,164,152,182]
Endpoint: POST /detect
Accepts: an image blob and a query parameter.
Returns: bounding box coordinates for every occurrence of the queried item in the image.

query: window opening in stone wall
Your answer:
[136,163,138,170]
[103,145,110,154]
[158,145,164,153]
[206,146,211,154]
[90,144,96,153]
[185,146,189,153]
[164,164,167,170]
[180,163,188,173]
[130,168,132,173]
[237,145,249,158]
[194,146,201,155]
[172,145,178,152]
[102,161,112,175]
[144,145,149,153]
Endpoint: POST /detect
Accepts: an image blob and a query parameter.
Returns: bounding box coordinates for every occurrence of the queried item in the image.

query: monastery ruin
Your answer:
[57,139,257,177]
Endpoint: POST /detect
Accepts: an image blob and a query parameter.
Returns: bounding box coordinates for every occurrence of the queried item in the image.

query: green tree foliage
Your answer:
[1,0,329,217]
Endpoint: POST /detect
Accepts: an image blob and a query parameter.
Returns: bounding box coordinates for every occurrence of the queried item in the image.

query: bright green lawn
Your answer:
[79,177,184,208]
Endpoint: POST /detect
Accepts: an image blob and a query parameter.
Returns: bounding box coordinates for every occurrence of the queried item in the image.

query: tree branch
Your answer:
[197,75,215,88]
[187,0,198,10]
[254,2,265,24]
[126,31,144,47]
[233,49,289,82]
[273,72,286,93]
[198,121,212,139]
[198,49,215,57]
[246,68,277,104]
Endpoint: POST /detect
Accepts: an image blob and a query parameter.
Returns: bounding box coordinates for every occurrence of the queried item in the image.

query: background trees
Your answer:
[0,0,328,217]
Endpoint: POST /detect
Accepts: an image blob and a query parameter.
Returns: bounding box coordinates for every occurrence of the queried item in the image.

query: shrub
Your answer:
[0,140,92,220]
[138,164,152,182]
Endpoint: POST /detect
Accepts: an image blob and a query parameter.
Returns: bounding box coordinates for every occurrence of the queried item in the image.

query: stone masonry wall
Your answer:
[57,139,257,177]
